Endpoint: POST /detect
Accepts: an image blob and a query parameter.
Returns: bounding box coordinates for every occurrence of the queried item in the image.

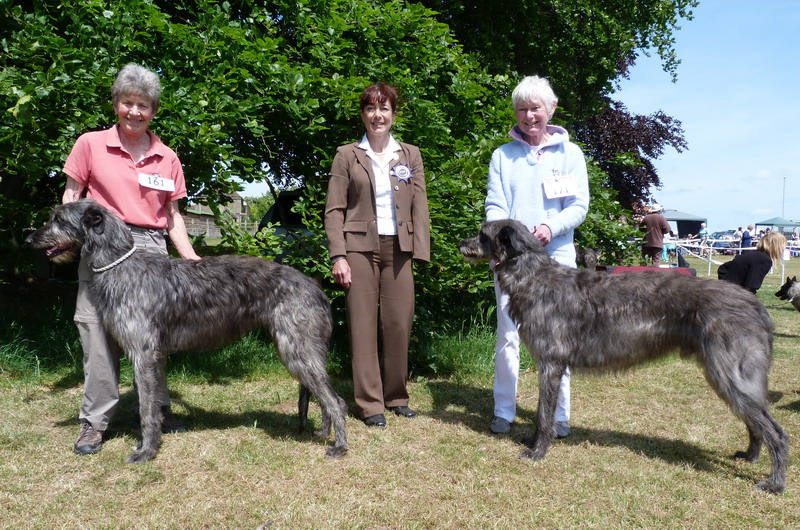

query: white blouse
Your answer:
[359,134,401,236]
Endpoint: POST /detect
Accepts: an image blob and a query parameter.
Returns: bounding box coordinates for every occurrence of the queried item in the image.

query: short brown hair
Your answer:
[359,82,398,112]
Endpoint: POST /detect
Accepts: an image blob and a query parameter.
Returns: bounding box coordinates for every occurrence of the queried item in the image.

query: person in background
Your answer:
[733,226,743,253]
[741,225,755,252]
[64,64,200,455]
[324,82,430,428]
[484,75,590,437]
[718,231,786,293]
[640,203,671,266]
[697,222,709,244]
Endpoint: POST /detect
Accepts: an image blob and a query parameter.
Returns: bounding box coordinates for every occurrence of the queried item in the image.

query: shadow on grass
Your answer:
[425,379,494,430]
[778,398,800,413]
[51,379,355,452]
[424,379,764,484]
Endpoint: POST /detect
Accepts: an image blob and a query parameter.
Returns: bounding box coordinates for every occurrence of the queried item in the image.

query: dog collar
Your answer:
[92,247,136,273]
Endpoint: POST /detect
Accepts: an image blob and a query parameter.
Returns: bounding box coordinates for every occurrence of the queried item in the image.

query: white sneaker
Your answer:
[555,421,572,439]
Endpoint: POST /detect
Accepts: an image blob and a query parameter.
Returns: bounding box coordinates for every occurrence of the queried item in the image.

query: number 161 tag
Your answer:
[138,173,175,192]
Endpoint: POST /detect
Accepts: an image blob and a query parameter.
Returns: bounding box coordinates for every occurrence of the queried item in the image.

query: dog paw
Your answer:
[313,428,331,439]
[518,449,546,461]
[733,450,759,462]
[324,445,348,459]
[754,481,784,495]
[126,448,156,464]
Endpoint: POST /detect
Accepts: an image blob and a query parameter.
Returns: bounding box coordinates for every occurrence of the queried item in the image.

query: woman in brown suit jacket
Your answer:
[324,83,431,428]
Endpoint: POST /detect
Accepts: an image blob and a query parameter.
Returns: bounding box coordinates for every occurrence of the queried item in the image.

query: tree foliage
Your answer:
[419,0,698,119]
[2,0,690,370]
[574,98,688,208]
[419,0,695,210]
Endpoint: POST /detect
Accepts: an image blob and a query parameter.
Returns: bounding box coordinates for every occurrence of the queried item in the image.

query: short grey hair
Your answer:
[111,64,162,112]
[511,75,558,116]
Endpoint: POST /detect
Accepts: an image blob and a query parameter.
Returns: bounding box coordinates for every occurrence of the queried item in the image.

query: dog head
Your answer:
[775,276,800,311]
[459,219,542,265]
[25,199,110,264]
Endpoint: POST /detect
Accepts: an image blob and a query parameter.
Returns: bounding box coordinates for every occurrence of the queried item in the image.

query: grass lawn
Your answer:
[2,254,800,528]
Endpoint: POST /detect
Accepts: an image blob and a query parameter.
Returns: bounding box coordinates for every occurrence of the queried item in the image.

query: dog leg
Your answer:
[292,370,347,458]
[316,406,332,440]
[749,411,789,494]
[127,355,164,464]
[711,368,788,494]
[273,329,348,458]
[310,380,348,459]
[520,361,564,461]
[298,385,310,433]
[733,425,762,463]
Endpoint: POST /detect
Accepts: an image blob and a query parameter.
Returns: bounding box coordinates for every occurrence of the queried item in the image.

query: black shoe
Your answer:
[389,406,417,418]
[364,414,387,428]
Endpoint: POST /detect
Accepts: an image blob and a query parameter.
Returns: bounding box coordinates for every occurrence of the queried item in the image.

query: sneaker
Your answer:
[555,421,572,439]
[73,422,103,455]
[489,416,512,434]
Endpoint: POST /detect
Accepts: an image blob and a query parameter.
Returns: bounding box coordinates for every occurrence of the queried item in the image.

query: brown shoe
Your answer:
[73,422,103,455]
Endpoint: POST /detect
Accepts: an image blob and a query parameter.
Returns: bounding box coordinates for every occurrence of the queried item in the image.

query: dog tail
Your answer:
[298,384,310,432]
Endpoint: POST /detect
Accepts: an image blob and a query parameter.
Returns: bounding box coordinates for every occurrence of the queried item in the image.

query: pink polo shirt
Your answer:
[63,125,188,229]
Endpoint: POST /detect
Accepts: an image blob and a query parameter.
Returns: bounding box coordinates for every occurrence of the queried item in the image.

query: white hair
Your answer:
[511,76,558,115]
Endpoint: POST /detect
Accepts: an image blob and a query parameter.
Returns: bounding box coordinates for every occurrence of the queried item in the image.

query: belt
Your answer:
[126,224,164,235]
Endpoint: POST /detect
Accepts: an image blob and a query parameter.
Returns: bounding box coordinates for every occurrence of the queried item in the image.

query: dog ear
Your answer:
[496,223,528,261]
[494,225,512,263]
[82,205,105,235]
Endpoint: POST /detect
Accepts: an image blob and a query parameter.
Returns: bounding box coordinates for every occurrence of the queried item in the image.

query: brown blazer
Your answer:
[324,141,431,262]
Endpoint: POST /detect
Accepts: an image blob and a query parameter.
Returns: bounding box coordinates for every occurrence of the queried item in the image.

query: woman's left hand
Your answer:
[332,259,352,289]
[533,224,552,246]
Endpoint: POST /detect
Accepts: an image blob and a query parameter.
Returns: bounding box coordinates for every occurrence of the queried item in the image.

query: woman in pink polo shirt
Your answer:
[63,64,200,456]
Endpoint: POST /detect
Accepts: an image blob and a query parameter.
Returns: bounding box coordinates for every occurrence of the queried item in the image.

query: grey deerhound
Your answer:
[27,199,348,463]
[459,219,788,494]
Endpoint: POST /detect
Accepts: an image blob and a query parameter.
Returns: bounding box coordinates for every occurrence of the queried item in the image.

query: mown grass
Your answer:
[2,255,800,528]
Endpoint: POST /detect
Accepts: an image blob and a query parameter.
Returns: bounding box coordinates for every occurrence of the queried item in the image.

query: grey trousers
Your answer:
[75,227,171,431]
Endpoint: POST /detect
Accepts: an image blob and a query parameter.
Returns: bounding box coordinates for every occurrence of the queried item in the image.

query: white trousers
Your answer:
[494,276,570,423]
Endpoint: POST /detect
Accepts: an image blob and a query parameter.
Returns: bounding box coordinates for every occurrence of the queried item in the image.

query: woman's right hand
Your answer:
[332,259,352,289]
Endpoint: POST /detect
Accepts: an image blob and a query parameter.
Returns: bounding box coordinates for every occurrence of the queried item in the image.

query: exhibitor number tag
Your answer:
[138,173,175,192]
[543,171,577,199]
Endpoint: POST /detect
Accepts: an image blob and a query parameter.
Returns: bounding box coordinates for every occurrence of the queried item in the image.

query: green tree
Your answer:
[419,0,695,210]
[2,0,650,372]
[419,0,698,118]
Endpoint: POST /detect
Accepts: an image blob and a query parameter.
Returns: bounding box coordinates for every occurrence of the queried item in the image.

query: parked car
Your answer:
[709,230,738,252]
[257,189,311,240]
[257,189,318,261]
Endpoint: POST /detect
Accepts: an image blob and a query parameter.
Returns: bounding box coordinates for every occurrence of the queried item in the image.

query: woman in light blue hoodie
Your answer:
[485,76,590,436]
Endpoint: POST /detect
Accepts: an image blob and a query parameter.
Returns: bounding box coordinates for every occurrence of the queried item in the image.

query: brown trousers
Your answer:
[642,246,663,266]
[346,235,414,418]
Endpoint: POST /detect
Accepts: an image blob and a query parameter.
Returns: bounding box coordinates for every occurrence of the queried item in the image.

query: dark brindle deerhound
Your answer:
[26,199,348,463]
[459,219,788,494]
[776,276,800,311]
